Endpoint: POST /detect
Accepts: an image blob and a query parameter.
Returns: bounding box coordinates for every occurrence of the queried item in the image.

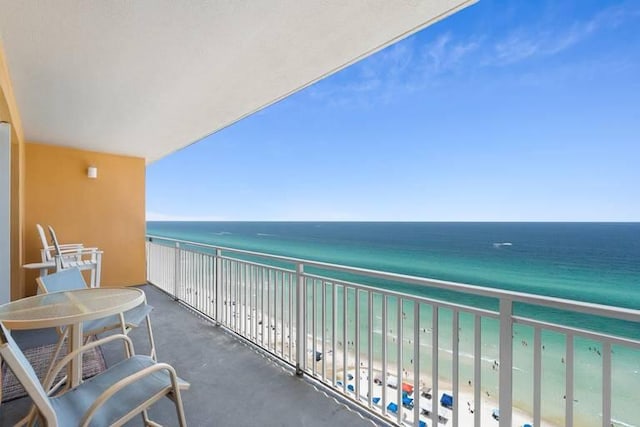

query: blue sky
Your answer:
[147,0,640,222]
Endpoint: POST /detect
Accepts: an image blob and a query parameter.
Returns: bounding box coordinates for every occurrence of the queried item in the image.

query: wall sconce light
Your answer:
[87,166,98,179]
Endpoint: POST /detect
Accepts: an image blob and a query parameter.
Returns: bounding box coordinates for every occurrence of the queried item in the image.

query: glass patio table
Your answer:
[0,288,145,387]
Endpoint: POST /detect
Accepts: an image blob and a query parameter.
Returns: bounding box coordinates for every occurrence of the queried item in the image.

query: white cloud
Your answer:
[490,3,637,65]
[417,33,480,79]
[307,32,480,107]
[304,2,639,108]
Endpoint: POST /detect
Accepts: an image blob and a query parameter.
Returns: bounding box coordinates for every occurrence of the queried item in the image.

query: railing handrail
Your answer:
[146,234,640,323]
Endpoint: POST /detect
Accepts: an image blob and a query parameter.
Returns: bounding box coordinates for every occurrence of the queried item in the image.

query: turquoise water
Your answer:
[147,222,640,326]
[147,221,640,425]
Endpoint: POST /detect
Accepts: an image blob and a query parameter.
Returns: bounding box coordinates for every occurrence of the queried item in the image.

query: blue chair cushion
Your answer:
[83,304,154,335]
[50,355,185,427]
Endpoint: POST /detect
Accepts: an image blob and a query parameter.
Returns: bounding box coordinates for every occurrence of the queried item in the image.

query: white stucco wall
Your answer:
[0,122,10,303]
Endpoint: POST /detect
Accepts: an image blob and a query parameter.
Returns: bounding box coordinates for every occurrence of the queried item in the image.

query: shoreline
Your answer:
[328,350,557,427]
[237,302,558,427]
[215,286,639,427]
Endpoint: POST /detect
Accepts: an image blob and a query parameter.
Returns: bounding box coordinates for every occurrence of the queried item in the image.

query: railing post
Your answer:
[145,239,149,282]
[174,242,181,301]
[499,298,513,427]
[215,248,222,323]
[295,262,305,376]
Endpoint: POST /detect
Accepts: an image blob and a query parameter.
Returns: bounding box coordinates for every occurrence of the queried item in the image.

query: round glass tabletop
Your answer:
[0,288,145,329]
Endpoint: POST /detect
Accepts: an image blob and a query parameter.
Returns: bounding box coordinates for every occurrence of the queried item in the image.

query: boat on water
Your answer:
[493,242,513,248]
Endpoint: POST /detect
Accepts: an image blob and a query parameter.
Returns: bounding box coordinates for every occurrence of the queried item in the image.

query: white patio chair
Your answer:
[0,323,187,427]
[35,223,85,266]
[36,268,157,390]
[48,225,103,287]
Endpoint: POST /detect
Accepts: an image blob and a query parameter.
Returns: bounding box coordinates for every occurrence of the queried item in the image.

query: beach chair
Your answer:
[0,322,187,427]
[492,408,500,420]
[36,268,157,389]
[48,225,103,287]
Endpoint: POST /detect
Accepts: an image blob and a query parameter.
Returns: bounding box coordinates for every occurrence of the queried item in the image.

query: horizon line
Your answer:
[146,219,640,223]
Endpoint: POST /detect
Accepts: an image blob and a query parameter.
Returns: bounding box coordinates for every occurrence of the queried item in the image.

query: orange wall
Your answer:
[24,143,146,295]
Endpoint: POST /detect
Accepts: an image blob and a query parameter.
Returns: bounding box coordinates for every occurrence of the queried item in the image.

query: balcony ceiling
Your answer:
[0,0,474,163]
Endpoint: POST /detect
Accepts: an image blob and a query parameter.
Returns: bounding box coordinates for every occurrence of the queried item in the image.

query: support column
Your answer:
[0,122,10,304]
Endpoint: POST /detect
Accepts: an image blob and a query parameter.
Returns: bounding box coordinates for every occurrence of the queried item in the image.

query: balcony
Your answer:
[3,236,640,427]
[1,283,380,426]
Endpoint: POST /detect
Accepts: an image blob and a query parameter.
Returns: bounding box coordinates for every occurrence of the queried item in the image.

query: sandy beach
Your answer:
[227,300,561,427]
[200,275,640,427]
[333,366,557,427]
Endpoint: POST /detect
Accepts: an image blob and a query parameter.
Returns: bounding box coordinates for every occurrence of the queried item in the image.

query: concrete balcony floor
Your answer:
[1,285,382,427]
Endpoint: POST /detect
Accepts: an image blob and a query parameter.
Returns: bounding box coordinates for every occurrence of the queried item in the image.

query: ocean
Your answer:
[146,221,640,426]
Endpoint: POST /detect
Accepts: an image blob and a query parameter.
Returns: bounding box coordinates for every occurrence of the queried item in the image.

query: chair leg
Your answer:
[172,386,188,427]
[14,405,38,427]
[42,329,68,387]
[141,409,150,426]
[141,410,164,427]
[95,253,102,287]
[145,315,157,361]
[119,313,132,358]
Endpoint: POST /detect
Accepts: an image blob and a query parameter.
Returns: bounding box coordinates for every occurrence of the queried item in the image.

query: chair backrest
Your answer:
[36,223,52,262]
[36,267,88,294]
[48,225,68,268]
[0,322,57,425]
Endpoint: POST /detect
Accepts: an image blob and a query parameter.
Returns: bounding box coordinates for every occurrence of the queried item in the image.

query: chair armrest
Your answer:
[53,250,103,265]
[54,243,84,250]
[56,248,86,255]
[51,246,100,255]
[44,334,135,392]
[66,247,102,254]
[45,244,84,256]
[80,362,184,427]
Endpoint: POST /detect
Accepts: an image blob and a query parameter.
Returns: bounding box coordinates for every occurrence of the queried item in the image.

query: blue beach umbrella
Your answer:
[387,402,398,413]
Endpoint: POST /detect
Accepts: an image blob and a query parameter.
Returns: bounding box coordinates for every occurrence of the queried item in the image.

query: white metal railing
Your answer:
[146,235,640,427]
